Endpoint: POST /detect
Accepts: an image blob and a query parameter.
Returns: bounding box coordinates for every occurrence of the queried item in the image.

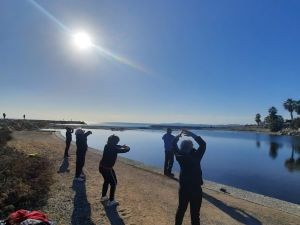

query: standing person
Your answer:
[173,130,206,225]
[3,113,6,119]
[74,129,92,182]
[99,135,130,207]
[23,114,26,120]
[162,128,175,176]
[64,127,74,158]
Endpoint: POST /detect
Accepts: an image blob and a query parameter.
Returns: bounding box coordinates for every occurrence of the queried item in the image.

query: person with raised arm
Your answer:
[74,129,92,182]
[99,135,130,207]
[173,130,206,225]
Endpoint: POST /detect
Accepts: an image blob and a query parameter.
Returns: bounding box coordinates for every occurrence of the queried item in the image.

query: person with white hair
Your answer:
[172,130,206,225]
[74,128,92,181]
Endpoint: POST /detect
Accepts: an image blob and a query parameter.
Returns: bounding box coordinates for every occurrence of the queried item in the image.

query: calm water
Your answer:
[61,129,300,204]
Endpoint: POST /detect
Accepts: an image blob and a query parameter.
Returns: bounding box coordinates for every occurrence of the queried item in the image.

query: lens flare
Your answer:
[73,32,93,50]
[27,0,150,74]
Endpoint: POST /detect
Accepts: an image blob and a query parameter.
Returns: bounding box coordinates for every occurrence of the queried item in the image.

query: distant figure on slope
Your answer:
[64,127,74,158]
[162,128,175,177]
[3,113,6,119]
[99,135,130,207]
[74,129,92,182]
[23,114,26,120]
[173,130,206,225]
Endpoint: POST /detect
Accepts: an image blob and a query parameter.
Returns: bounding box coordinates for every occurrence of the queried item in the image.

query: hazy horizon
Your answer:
[1,0,300,124]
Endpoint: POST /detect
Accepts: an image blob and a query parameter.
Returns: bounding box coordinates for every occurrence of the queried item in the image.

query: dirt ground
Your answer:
[7,131,300,225]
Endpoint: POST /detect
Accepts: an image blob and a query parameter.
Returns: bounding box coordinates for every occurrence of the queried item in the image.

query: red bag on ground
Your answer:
[8,209,50,224]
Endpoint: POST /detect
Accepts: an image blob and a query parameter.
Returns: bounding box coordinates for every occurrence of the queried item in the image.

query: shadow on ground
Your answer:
[104,205,125,225]
[57,157,69,173]
[203,192,262,225]
[71,180,95,225]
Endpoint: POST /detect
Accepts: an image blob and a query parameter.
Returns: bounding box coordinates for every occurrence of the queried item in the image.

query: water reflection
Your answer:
[268,142,282,159]
[256,140,261,148]
[266,136,300,173]
[255,134,261,149]
[285,144,300,172]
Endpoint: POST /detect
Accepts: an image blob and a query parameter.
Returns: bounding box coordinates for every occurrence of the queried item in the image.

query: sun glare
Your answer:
[73,32,93,50]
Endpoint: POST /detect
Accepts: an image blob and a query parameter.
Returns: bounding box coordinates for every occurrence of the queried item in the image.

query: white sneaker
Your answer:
[74,177,85,182]
[106,200,119,207]
[100,196,109,203]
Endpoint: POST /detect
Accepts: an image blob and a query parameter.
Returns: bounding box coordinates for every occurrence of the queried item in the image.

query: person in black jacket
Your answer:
[74,129,92,182]
[99,135,130,207]
[64,127,74,158]
[173,130,206,225]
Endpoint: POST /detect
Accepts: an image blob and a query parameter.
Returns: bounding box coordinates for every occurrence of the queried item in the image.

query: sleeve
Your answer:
[84,131,92,137]
[194,136,206,160]
[115,145,130,154]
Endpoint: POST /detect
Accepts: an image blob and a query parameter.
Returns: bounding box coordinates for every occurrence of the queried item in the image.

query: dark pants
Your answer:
[100,167,117,201]
[64,140,71,157]
[75,151,86,178]
[175,187,202,225]
[164,151,174,174]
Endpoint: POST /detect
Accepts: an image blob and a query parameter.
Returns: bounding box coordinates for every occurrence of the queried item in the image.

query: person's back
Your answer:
[64,128,73,157]
[76,133,88,153]
[162,132,175,151]
[74,129,92,181]
[66,128,73,142]
[162,128,175,176]
[100,144,123,168]
[172,130,206,225]
[99,135,130,207]
[175,147,203,189]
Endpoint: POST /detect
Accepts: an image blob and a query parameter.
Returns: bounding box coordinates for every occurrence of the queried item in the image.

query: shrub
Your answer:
[0,146,53,218]
[265,115,284,132]
[291,118,300,129]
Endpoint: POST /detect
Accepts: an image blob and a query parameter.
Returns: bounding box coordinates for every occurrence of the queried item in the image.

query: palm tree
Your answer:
[295,100,300,116]
[255,113,261,126]
[268,106,278,117]
[283,98,295,121]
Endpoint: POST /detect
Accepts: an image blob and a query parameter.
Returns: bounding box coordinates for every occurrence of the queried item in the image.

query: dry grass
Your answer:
[0,131,53,218]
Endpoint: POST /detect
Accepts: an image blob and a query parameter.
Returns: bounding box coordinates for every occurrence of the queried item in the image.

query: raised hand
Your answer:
[176,130,184,138]
[183,130,195,137]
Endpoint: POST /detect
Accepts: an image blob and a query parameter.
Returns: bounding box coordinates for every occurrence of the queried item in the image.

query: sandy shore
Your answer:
[7,131,300,225]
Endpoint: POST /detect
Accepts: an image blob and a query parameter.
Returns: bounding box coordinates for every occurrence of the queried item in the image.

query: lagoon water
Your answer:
[61,129,300,204]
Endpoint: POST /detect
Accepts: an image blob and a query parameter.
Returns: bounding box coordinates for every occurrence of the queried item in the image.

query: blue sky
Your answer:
[1,0,300,124]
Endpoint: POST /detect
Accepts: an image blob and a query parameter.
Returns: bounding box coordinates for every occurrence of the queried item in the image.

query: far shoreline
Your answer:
[48,123,300,137]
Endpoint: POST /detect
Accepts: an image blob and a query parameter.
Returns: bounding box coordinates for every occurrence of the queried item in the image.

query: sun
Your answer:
[72,32,93,50]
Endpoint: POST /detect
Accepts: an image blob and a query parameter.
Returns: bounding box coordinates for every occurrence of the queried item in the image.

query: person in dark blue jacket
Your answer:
[162,128,175,176]
[99,135,130,207]
[173,130,206,225]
